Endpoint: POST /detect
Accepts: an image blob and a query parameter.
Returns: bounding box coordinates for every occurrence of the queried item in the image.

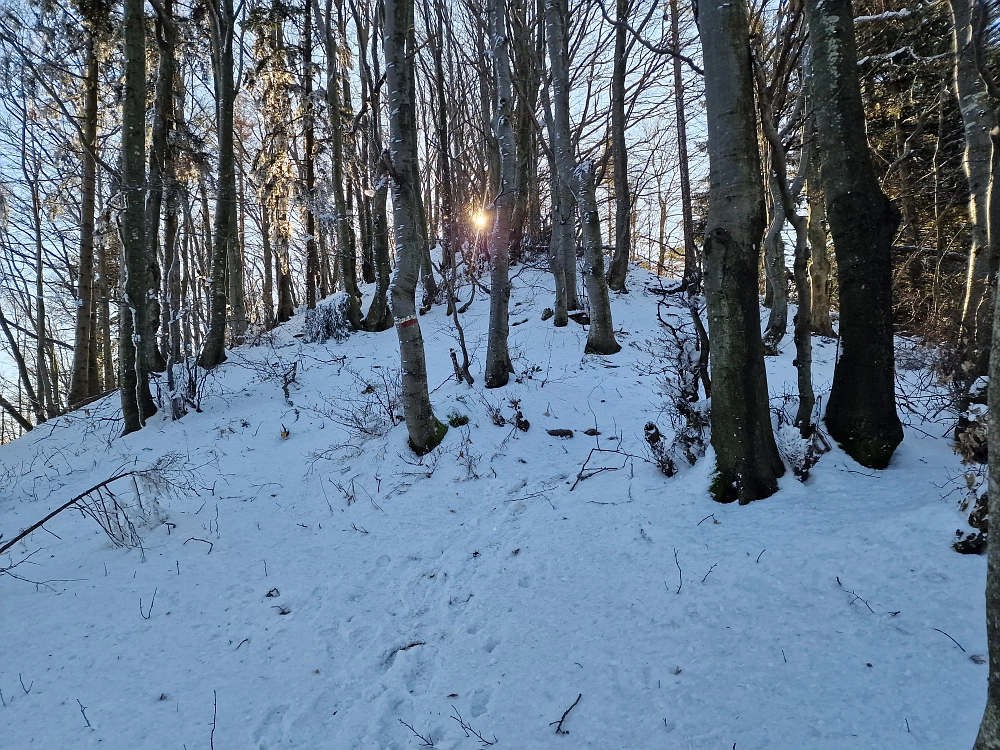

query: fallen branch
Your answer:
[550,693,582,734]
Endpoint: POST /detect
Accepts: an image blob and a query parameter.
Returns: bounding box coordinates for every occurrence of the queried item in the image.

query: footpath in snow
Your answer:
[0,265,986,749]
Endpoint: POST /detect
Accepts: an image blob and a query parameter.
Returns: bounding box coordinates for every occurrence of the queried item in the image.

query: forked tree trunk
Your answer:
[484,0,516,388]
[805,0,903,468]
[385,0,446,453]
[545,0,619,354]
[698,0,783,503]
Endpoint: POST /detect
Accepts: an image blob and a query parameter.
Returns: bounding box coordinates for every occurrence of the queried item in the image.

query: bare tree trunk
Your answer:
[545,0,619,354]
[303,0,320,310]
[385,0,446,453]
[698,0,783,503]
[69,29,99,406]
[484,0,516,388]
[762,174,788,352]
[672,0,698,291]
[199,0,238,368]
[121,0,155,431]
[950,0,996,376]
[318,0,363,326]
[605,0,631,292]
[806,150,836,338]
[805,0,903,468]
[361,1,392,332]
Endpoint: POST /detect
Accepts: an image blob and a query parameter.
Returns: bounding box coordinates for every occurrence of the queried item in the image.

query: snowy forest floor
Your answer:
[0,261,986,749]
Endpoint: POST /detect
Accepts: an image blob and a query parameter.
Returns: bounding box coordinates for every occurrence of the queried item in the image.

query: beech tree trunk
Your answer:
[698,0,783,503]
[384,0,446,453]
[199,0,238,368]
[605,0,631,292]
[806,152,836,338]
[545,0,619,354]
[68,28,99,406]
[805,0,903,469]
[484,0,516,388]
[121,0,156,432]
[950,0,997,376]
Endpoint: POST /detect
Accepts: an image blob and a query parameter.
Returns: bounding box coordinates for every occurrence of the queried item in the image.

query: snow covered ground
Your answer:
[0,263,987,749]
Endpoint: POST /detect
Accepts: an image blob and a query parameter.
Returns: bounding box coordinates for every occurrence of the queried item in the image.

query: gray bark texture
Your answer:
[698,0,783,503]
[975,269,1000,748]
[806,152,836,338]
[384,0,446,453]
[484,0,516,388]
[545,0,619,354]
[805,0,903,468]
[950,0,997,375]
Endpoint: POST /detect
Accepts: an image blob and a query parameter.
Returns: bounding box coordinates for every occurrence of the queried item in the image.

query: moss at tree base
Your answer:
[409,419,448,456]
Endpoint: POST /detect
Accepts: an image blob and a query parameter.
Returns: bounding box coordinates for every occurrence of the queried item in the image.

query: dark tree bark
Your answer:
[120,0,156,432]
[605,0,631,292]
[805,0,903,468]
[68,26,99,406]
[199,0,238,368]
[698,0,783,503]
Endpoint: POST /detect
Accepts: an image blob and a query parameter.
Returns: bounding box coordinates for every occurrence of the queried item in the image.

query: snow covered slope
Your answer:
[0,265,986,749]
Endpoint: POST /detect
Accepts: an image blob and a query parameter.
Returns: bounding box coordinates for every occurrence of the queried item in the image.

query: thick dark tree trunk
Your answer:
[698,0,783,503]
[121,0,156,432]
[805,0,903,468]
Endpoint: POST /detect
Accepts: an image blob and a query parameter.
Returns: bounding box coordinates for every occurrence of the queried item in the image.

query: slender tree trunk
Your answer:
[762,174,789,352]
[145,0,175,374]
[303,0,320,310]
[806,150,836,338]
[121,0,155,431]
[69,30,99,406]
[319,0,363,326]
[199,0,238,368]
[805,0,903,468]
[698,0,783,503]
[950,0,996,376]
[362,3,392,332]
[975,103,1000,750]
[484,0,517,387]
[605,0,631,292]
[672,0,698,291]
[385,0,446,453]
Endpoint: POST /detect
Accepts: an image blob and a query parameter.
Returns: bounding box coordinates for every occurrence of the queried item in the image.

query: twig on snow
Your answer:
[77,699,91,728]
[550,693,582,734]
[932,628,966,652]
[450,705,497,745]
[399,718,435,746]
